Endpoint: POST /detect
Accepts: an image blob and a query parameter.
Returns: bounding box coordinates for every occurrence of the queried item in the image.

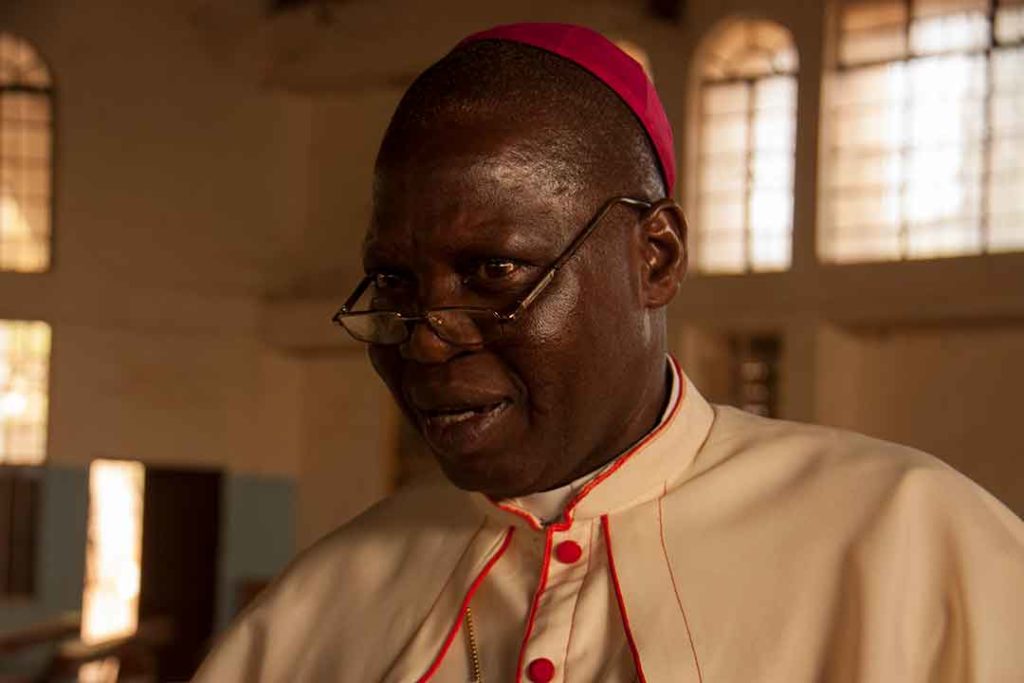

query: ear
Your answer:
[637,199,687,308]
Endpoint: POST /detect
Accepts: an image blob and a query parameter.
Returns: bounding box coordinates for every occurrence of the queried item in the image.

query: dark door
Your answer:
[138,467,221,681]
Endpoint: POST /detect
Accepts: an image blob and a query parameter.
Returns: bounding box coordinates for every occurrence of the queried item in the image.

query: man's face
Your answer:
[365,117,654,498]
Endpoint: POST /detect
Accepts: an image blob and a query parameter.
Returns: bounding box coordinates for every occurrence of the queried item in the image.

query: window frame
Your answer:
[820,0,1024,263]
[690,18,801,276]
[0,32,56,274]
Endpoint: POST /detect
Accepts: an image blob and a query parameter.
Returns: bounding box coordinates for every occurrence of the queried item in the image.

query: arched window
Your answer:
[822,0,1024,262]
[693,20,799,274]
[0,33,53,273]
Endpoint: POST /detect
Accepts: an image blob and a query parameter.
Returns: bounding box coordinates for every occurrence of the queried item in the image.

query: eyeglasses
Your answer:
[331,195,656,346]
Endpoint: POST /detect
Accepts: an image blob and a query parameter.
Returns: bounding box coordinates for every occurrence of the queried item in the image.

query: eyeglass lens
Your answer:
[339,309,502,346]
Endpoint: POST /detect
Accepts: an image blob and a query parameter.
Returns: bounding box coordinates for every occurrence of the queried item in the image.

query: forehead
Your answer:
[366,122,589,261]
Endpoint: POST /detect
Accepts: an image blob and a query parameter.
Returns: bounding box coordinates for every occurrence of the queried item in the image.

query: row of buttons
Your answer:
[525,540,584,681]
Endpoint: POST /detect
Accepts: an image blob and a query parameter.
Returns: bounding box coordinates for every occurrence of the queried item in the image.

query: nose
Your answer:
[399,319,463,364]
[399,272,465,364]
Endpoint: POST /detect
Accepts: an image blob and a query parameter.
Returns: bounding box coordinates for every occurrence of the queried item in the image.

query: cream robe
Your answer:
[194,359,1024,682]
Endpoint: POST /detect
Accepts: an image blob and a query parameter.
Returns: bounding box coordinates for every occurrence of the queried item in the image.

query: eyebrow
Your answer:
[444,225,556,258]
[364,220,561,272]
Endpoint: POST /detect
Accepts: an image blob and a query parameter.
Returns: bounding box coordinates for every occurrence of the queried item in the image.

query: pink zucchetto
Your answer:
[458,22,677,193]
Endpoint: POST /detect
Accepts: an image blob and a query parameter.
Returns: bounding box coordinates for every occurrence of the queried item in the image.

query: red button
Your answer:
[527,657,556,682]
[554,540,582,564]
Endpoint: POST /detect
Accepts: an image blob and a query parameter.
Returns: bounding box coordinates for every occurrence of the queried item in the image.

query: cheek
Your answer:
[528,264,632,351]
[501,274,593,413]
[523,284,582,346]
[515,263,639,403]
[368,347,405,403]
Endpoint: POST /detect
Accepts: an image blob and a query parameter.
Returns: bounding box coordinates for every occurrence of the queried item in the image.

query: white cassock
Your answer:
[194,357,1024,682]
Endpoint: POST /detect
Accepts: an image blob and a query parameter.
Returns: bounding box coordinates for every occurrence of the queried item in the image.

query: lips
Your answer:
[419,400,510,429]
[410,391,514,455]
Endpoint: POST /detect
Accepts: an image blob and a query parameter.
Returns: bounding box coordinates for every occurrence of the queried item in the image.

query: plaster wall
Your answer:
[288,90,403,296]
[0,0,312,476]
[296,350,396,550]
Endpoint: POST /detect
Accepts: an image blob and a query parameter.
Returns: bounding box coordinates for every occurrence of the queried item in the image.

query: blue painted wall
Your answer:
[0,467,88,674]
[0,465,294,675]
[217,474,296,630]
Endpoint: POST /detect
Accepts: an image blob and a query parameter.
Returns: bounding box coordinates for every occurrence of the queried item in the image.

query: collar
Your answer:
[474,355,715,532]
[508,358,683,524]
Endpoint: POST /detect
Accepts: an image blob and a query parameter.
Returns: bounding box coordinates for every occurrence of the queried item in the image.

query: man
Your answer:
[195,23,1024,682]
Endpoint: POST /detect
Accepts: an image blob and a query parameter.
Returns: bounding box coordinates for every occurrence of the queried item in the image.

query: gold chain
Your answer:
[465,607,483,683]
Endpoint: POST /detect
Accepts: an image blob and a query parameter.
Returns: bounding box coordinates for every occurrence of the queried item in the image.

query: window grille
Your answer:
[694,20,799,274]
[0,320,50,465]
[0,33,53,272]
[822,0,1024,262]
[730,333,782,417]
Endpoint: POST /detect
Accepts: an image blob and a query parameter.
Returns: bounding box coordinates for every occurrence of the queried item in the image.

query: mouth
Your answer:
[415,399,513,453]
[420,399,510,427]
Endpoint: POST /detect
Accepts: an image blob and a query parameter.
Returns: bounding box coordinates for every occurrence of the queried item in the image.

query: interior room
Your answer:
[1,0,1021,679]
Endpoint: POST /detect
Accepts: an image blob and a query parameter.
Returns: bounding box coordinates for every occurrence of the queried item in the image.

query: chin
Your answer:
[433,447,540,500]
[414,398,539,496]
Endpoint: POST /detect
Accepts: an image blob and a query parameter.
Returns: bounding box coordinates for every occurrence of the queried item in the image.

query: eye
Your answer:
[373,272,407,290]
[475,258,520,281]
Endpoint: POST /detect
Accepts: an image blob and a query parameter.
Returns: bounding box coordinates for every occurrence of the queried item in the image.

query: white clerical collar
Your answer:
[509,356,682,525]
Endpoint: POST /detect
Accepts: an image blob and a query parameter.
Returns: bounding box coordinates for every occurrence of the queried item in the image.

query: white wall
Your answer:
[1,0,312,477]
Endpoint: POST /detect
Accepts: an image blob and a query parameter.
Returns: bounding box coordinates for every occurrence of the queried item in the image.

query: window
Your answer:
[731,333,782,417]
[1,33,53,272]
[0,320,50,465]
[694,20,799,274]
[822,0,1024,262]
[678,328,784,417]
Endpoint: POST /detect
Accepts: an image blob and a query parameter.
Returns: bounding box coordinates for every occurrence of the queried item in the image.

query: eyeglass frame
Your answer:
[331,195,665,346]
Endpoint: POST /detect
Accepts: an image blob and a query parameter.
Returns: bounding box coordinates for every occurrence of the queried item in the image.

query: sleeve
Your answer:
[191,602,271,682]
[842,464,1024,683]
[932,472,1024,682]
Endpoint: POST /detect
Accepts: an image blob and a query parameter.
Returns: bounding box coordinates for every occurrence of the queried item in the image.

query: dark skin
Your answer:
[365,114,687,500]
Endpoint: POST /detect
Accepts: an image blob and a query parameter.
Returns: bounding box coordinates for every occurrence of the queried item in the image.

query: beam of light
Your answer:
[79,460,146,683]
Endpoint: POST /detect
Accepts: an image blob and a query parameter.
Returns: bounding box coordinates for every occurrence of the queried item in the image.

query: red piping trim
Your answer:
[555,356,686,529]
[495,501,545,531]
[490,355,688,532]
[514,528,554,681]
[602,515,647,683]
[417,527,516,683]
[658,485,703,681]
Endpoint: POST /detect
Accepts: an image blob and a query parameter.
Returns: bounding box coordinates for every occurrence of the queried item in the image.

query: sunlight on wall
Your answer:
[823,0,1024,262]
[80,460,146,683]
